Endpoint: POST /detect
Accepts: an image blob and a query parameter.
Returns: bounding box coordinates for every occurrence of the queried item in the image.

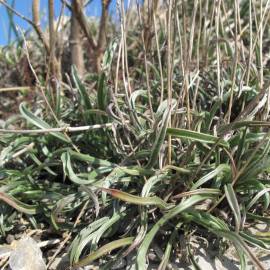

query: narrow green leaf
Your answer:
[101,39,118,73]
[129,89,147,129]
[146,108,171,169]
[246,188,270,211]
[225,184,241,232]
[72,66,92,109]
[69,217,110,264]
[218,121,270,135]
[20,103,70,143]
[100,187,173,210]
[167,128,229,148]
[61,152,92,185]
[68,149,114,168]
[97,72,108,111]
[191,164,231,190]
[71,237,134,269]
[0,192,39,215]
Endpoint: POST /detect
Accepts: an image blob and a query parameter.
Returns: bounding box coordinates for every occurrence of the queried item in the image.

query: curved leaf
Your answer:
[167,128,229,148]
[71,237,134,269]
[20,103,70,143]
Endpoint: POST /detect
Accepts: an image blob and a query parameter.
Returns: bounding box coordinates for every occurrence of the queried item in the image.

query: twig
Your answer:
[0,121,129,134]
[153,12,164,106]
[0,86,31,92]
[72,0,97,50]
[215,0,221,98]
[32,0,50,53]
[0,0,33,26]
[167,0,173,165]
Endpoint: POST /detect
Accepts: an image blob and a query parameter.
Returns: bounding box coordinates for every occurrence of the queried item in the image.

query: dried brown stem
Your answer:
[32,0,50,53]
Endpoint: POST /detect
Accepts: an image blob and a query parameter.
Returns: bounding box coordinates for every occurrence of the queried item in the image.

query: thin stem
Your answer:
[153,12,164,106]
[0,121,129,134]
[215,0,221,98]
[136,0,154,118]
[167,0,173,165]
[225,0,239,123]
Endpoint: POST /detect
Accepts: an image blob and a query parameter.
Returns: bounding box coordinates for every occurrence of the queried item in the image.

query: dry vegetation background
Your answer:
[1,0,270,269]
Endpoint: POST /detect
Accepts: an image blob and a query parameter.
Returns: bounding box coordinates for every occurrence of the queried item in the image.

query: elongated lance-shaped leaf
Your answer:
[71,237,134,269]
[181,210,246,270]
[237,179,270,210]
[61,152,93,185]
[173,188,221,199]
[225,184,241,233]
[90,208,128,255]
[100,187,173,210]
[181,210,229,231]
[246,212,270,224]
[129,89,147,130]
[70,208,127,264]
[124,174,168,257]
[240,231,270,251]
[101,39,118,73]
[97,40,118,112]
[218,120,270,135]
[68,149,115,168]
[146,107,172,169]
[80,185,100,217]
[97,72,108,111]
[62,150,115,185]
[71,66,92,111]
[246,188,270,211]
[117,166,154,176]
[204,90,231,131]
[167,127,229,148]
[0,192,39,215]
[69,217,110,264]
[155,99,177,122]
[20,103,70,143]
[191,164,231,190]
[136,194,217,269]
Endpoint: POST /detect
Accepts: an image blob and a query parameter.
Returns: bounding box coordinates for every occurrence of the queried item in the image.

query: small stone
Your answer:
[9,236,46,270]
